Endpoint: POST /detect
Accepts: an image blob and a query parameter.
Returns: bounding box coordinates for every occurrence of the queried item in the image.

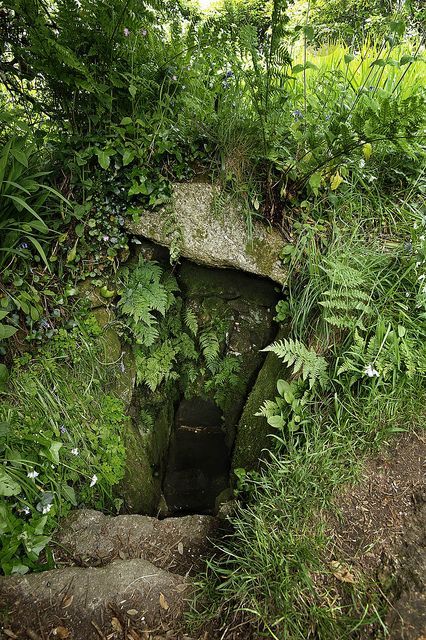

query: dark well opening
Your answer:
[163,398,230,515]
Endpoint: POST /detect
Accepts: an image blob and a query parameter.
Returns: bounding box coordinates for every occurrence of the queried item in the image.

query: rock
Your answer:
[118,417,161,515]
[119,389,176,514]
[55,509,221,574]
[0,558,188,639]
[126,183,287,284]
[232,327,288,472]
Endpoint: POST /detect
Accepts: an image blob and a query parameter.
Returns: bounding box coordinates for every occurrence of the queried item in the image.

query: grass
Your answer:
[191,382,426,639]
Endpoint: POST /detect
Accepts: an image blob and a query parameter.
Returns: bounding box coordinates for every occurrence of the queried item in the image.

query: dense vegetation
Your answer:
[0,0,425,637]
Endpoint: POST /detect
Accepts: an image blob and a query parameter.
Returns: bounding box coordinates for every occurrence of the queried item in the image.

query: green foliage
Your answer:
[0,317,127,575]
[118,257,178,347]
[264,338,329,389]
[0,138,69,270]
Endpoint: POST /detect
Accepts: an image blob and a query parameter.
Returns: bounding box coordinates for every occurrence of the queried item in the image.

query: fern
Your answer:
[135,340,179,391]
[264,338,328,389]
[184,308,198,336]
[199,327,221,373]
[118,258,178,346]
[319,257,374,331]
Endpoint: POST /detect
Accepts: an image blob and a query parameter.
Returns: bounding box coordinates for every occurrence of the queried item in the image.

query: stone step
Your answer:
[0,557,189,639]
[54,509,221,575]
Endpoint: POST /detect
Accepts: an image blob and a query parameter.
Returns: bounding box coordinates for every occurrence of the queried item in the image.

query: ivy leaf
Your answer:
[129,84,137,99]
[122,149,135,166]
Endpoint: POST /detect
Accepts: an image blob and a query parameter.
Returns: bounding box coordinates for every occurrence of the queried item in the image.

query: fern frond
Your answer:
[264,338,328,389]
[199,328,220,373]
[184,308,198,336]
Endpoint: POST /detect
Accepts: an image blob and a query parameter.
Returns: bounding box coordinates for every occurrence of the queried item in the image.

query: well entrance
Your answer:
[163,398,229,514]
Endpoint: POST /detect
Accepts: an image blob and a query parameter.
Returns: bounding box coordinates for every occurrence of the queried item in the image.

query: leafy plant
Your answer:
[0,316,127,574]
[0,138,68,270]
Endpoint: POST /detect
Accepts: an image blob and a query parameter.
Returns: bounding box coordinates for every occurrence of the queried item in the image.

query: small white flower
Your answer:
[365,363,379,378]
[22,506,30,515]
[27,470,39,479]
[42,504,52,514]
[71,448,79,456]
[420,235,425,242]
[418,274,425,281]
[90,474,98,487]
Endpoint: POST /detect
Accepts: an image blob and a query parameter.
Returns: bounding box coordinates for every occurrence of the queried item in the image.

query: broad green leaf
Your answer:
[49,441,63,464]
[67,239,78,263]
[267,415,285,429]
[330,172,344,191]
[62,484,77,506]
[0,468,21,496]
[0,324,18,340]
[309,172,322,192]
[0,310,8,320]
[97,151,110,170]
[344,53,355,64]
[120,117,132,125]
[129,84,137,98]
[303,25,314,42]
[10,147,29,167]
[291,64,305,74]
[363,143,372,160]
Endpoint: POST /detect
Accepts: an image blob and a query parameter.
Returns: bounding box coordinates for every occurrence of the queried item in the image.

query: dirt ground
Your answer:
[325,430,426,640]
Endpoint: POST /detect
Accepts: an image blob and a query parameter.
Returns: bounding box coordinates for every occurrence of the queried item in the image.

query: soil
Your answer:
[325,430,426,639]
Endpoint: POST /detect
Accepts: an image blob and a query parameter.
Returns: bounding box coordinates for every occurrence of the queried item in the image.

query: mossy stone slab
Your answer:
[126,183,287,285]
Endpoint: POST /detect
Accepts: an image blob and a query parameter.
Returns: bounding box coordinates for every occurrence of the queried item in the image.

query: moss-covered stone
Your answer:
[125,182,287,284]
[118,418,159,514]
[232,327,289,472]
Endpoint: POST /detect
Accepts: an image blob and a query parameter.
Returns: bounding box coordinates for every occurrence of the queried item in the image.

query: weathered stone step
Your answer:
[0,557,188,639]
[54,509,221,575]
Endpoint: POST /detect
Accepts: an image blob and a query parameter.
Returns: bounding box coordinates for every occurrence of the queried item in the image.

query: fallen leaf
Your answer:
[61,594,74,608]
[118,550,128,560]
[330,560,356,584]
[177,542,184,555]
[53,627,71,639]
[127,630,142,640]
[159,593,169,610]
[3,630,18,639]
[111,617,122,633]
[126,609,138,616]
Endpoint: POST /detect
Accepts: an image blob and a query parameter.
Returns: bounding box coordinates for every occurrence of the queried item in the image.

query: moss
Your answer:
[118,418,159,514]
[232,326,289,472]
[245,238,279,280]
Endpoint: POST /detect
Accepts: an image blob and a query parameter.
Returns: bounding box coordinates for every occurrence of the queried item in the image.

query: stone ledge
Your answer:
[125,182,287,285]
